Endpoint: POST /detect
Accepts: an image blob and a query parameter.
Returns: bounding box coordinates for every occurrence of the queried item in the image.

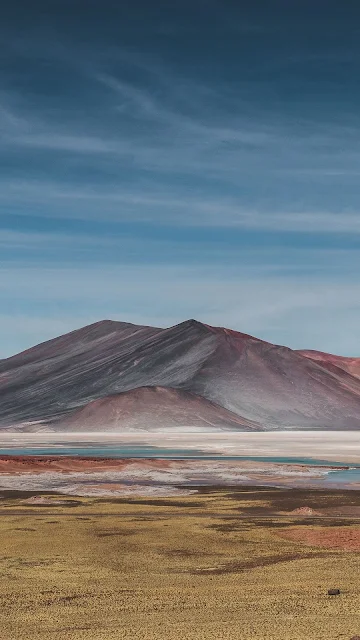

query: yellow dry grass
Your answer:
[0,491,359,639]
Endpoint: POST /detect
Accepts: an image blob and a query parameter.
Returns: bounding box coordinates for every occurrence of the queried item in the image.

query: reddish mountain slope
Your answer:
[55,386,260,432]
[1,318,360,430]
[184,324,360,429]
[298,350,360,380]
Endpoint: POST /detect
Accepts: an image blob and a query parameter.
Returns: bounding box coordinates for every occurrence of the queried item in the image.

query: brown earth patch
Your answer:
[0,456,174,473]
[100,497,203,507]
[278,526,360,551]
[191,551,330,575]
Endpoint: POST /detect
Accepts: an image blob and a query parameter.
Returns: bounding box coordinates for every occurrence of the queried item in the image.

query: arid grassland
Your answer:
[0,487,359,640]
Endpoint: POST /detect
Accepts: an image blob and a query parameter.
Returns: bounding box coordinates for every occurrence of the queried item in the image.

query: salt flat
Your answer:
[1,430,359,462]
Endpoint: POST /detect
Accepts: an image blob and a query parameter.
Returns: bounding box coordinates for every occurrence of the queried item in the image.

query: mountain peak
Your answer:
[169,319,210,333]
[83,319,155,331]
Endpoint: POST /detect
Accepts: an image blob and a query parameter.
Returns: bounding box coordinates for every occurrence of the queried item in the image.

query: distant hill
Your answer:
[55,386,259,432]
[1,319,360,431]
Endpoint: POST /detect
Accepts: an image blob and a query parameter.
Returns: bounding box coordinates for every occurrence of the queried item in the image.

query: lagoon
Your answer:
[0,443,360,484]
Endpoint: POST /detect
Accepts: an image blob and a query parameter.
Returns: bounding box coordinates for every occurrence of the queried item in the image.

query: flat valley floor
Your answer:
[0,487,360,640]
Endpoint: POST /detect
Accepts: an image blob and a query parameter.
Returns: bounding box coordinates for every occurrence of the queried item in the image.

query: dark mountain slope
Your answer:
[0,320,163,424]
[0,319,218,425]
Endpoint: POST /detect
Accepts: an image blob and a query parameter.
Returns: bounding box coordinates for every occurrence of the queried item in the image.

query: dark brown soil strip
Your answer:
[191,551,332,575]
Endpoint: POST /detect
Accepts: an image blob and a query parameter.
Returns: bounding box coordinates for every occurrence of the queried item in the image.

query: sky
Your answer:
[1,0,360,357]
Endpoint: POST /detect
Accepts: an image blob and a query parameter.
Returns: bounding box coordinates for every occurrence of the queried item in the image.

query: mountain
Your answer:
[1,318,360,431]
[55,386,259,432]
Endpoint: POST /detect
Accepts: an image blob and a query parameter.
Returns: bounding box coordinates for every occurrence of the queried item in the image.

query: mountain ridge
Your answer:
[1,318,360,431]
[298,349,360,380]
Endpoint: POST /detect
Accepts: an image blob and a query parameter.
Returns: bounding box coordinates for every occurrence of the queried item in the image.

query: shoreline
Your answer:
[0,431,358,495]
[0,454,355,470]
[0,454,358,496]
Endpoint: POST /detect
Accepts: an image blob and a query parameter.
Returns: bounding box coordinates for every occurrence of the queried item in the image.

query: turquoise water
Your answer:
[0,444,207,458]
[0,444,359,482]
[326,467,360,482]
[0,443,358,465]
[0,443,354,464]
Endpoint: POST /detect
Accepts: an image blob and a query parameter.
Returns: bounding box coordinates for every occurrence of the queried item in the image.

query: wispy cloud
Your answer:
[2,45,360,176]
[2,177,360,233]
[2,56,360,238]
[2,5,360,356]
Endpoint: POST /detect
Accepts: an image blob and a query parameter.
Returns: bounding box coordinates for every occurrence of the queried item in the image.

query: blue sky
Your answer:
[1,0,360,357]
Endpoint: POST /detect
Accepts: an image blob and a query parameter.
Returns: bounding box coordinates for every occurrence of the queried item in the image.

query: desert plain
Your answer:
[0,486,360,640]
